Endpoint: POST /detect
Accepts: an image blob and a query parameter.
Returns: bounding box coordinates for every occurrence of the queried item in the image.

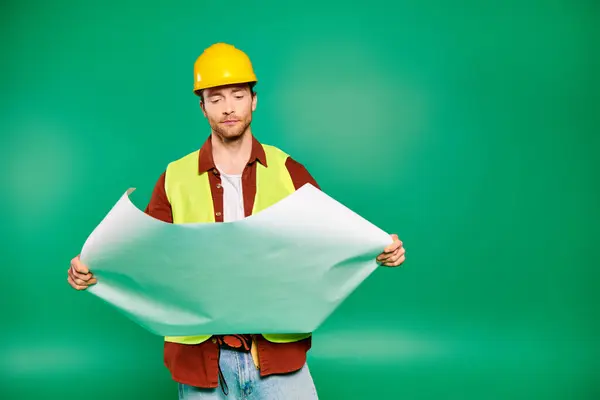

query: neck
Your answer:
[211,130,253,175]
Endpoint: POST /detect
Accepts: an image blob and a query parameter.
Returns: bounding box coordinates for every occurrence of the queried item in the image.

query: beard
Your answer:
[209,116,251,142]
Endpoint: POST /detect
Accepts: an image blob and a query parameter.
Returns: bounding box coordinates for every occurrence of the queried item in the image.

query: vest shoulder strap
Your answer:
[253,144,295,214]
[164,149,214,224]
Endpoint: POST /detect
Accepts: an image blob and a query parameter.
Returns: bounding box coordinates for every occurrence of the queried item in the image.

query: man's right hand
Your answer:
[68,255,97,290]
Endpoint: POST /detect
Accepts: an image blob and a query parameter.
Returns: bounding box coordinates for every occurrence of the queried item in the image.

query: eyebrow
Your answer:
[207,88,245,97]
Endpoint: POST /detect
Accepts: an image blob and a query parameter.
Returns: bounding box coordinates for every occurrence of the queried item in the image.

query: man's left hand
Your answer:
[377,234,406,267]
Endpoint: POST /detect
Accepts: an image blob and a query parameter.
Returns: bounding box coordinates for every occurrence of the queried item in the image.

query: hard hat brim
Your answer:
[193,77,258,95]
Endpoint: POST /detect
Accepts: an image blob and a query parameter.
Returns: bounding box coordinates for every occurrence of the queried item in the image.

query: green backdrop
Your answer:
[1,1,597,399]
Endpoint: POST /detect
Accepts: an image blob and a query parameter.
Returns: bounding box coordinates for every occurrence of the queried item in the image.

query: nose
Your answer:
[223,97,235,115]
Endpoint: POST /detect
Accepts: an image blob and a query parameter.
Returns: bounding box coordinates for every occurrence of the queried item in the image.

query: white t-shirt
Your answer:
[218,169,245,222]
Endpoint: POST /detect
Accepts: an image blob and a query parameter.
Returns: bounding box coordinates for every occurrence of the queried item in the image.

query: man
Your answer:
[67,43,406,399]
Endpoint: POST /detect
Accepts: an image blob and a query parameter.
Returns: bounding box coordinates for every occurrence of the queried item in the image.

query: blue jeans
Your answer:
[178,348,319,399]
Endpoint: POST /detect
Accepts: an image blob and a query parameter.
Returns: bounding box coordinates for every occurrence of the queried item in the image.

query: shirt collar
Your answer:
[197,134,268,173]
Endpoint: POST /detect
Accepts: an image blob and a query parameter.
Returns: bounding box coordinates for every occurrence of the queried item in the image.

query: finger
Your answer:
[380,243,401,260]
[68,275,87,290]
[382,247,406,266]
[70,266,93,282]
[67,267,78,281]
[68,267,96,285]
[70,274,97,288]
[384,236,402,253]
[71,256,89,274]
[384,253,406,267]
[396,246,406,258]
[379,244,404,262]
[377,251,395,262]
[395,254,406,266]
[381,254,397,265]
[73,276,87,286]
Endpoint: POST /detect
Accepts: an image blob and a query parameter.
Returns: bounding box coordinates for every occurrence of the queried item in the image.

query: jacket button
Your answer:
[216,184,222,189]
[215,212,222,217]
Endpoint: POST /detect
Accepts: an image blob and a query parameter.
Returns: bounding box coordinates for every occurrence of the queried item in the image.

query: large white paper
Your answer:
[80,184,392,337]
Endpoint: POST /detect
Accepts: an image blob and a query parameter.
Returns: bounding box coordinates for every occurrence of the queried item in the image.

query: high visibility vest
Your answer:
[163,143,311,345]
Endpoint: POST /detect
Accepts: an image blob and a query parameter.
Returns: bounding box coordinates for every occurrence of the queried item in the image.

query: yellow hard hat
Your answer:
[193,43,257,95]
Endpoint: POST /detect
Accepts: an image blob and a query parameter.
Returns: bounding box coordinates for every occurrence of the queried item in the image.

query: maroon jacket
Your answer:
[143,135,320,388]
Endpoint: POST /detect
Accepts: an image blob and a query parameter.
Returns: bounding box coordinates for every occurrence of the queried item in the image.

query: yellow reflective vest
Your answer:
[163,143,311,345]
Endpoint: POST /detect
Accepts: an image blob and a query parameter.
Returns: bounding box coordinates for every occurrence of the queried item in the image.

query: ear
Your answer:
[200,100,207,118]
[251,92,257,112]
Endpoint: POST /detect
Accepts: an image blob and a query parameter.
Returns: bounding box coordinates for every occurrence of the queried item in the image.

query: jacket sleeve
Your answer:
[285,157,320,190]
[144,171,173,223]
